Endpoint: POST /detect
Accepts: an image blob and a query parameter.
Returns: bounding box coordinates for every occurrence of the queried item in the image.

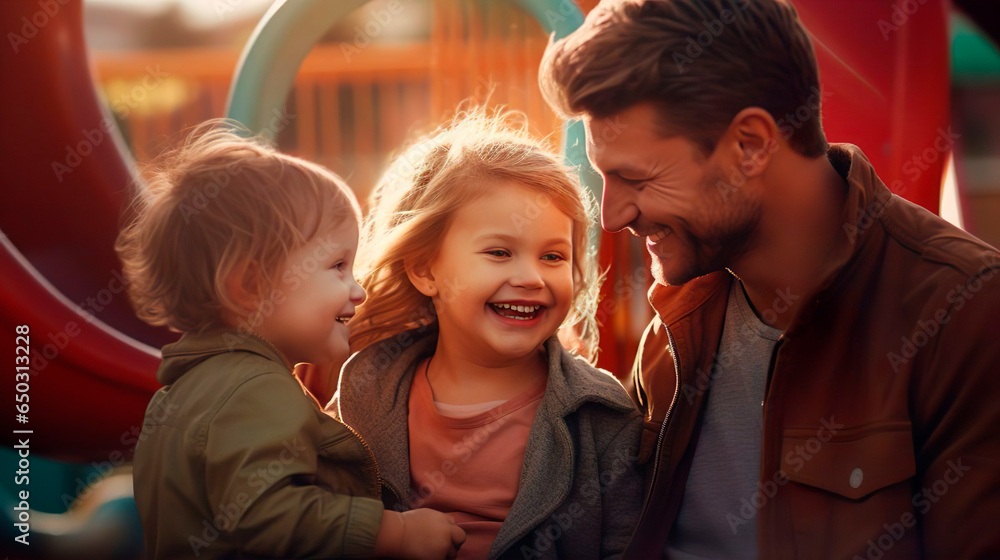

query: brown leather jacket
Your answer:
[624,144,1000,559]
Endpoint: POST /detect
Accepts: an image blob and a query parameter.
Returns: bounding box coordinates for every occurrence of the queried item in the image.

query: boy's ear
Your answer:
[405,261,438,297]
[225,261,262,310]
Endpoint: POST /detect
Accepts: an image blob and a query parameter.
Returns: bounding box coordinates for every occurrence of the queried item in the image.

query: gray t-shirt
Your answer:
[664,279,782,560]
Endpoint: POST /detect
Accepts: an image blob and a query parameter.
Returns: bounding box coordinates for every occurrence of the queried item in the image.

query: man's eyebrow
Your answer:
[586,149,650,178]
[604,165,650,178]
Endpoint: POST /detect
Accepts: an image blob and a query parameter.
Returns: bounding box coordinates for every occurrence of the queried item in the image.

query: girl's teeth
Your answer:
[490,303,542,317]
[493,303,541,312]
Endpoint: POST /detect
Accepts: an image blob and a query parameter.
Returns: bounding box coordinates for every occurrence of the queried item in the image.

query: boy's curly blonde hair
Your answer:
[116,119,359,334]
[350,110,603,362]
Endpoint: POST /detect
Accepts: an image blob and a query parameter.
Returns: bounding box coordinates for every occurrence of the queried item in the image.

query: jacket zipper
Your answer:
[637,326,681,520]
[340,421,383,502]
[249,335,384,498]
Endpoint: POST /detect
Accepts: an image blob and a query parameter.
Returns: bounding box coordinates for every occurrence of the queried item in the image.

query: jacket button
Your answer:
[849,468,863,489]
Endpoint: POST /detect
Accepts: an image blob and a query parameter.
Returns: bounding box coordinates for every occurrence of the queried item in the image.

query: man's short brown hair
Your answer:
[540,0,828,157]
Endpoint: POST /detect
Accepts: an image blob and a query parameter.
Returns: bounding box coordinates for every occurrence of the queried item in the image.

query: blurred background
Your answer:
[2,0,998,557]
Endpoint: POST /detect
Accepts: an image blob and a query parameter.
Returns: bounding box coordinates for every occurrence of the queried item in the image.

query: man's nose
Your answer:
[601,183,638,233]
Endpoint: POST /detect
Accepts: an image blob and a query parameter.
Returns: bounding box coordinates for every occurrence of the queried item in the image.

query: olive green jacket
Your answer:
[133,329,385,559]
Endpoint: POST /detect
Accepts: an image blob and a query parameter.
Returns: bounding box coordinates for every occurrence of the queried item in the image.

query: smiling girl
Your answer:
[331,112,643,560]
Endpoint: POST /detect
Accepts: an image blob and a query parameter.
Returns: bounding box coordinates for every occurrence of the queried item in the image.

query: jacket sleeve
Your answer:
[203,371,384,558]
[597,410,645,560]
[913,265,1000,559]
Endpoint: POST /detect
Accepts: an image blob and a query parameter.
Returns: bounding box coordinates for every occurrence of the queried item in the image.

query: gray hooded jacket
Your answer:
[330,327,643,560]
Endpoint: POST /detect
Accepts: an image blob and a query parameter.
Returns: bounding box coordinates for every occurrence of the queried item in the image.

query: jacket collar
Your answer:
[335,326,634,555]
[647,143,886,326]
[158,328,291,385]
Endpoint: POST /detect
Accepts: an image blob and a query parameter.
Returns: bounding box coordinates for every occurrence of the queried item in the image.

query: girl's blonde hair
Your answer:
[351,110,602,362]
[116,119,359,334]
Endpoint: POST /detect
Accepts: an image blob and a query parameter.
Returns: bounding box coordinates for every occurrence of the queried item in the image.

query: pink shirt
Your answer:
[408,359,546,560]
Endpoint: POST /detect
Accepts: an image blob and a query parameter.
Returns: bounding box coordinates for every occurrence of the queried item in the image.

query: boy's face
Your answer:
[255,219,365,368]
[415,182,574,364]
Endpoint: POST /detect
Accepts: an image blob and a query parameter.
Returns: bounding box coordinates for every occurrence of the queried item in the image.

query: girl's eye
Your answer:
[331,261,345,271]
[541,253,566,262]
[485,249,511,258]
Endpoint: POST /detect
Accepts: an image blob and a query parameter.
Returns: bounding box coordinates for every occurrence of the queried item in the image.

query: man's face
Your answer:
[585,103,762,286]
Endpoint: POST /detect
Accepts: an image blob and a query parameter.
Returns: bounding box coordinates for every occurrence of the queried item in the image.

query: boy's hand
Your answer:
[376,509,466,559]
[399,509,466,560]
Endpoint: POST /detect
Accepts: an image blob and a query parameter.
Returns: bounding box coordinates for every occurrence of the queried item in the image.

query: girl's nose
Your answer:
[510,262,545,290]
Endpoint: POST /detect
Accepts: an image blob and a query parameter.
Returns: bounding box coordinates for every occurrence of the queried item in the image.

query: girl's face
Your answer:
[414,182,575,364]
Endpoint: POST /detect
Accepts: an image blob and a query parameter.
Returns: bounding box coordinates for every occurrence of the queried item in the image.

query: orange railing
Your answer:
[90,2,562,201]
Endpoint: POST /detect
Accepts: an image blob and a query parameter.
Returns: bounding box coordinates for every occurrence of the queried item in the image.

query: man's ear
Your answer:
[405,261,438,297]
[726,107,780,179]
[224,261,262,311]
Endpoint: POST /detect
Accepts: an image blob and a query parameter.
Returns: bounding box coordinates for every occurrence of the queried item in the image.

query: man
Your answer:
[540,0,1000,558]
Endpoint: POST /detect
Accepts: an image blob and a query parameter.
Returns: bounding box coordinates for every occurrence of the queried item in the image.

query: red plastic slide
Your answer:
[1,0,170,462]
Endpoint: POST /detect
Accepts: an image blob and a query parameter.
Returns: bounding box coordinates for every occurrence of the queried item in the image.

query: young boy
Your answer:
[116,120,465,559]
